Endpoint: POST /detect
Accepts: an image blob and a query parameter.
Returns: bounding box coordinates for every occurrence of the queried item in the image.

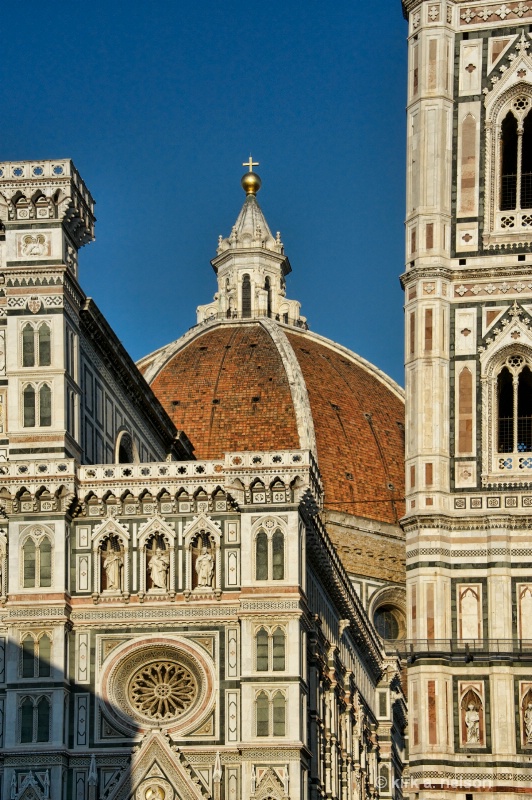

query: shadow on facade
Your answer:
[5,639,138,800]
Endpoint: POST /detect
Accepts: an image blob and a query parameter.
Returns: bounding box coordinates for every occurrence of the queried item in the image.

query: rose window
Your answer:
[103,641,213,734]
[129,660,197,720]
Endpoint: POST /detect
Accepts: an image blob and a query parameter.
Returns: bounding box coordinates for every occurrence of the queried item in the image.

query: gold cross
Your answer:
[243,155,259,172]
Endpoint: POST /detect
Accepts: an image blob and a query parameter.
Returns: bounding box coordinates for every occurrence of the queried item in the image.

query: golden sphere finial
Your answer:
[241,155,261,195]
[241,171,261,195]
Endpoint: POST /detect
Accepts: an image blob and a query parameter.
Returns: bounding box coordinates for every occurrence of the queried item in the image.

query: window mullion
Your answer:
[513,373,519,452]
[516,126,524,212]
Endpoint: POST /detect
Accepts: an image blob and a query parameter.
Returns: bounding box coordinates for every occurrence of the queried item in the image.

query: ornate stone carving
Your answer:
[101,637,215,737]
[129,660,196,722]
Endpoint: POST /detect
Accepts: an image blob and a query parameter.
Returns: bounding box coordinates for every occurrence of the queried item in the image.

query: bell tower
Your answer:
[401,0,532,796]
[0,159,95,462]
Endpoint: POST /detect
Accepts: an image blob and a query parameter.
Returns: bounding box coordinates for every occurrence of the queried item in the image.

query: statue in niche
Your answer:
[524,700,532,743]
[196,546,214,587]
[102,537,123,591]
[465,702,480,743]
[148,544,170,590]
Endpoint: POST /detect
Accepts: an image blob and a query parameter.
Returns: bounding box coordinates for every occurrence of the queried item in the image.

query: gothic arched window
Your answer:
[254,526,285,582]
[19,696,51,744]
[255,626,286,672]
[499,103,532,211]
[242,274,251,318]
[23,385,36,427]
[22,534,53,589]
[256,691,269,736]
[497,357,532,453]
[22,323,35,367]
[36,696,51,742]
[21,322,51,367]
[265,276,272,317]
[21,634,52,678]
[256,627,269,671]
[39,384,52,427]
[272,627,286,671]
[485,90,532,244]
[255,531,268,580]
[20,697,34,743]
[22,637,35,678]
[39,537,52,587]
[272,530,284,580]
[23,538,36,588]
[255,689,287,737]
[38,323,51,366]
[500,111,519,210]
[272,691,286,736]
[22,383,52,428]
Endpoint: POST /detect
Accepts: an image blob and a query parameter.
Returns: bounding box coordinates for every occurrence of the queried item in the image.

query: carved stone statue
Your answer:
[148,547,170,590]
[103,546,123,591]
[524,700,532,743]
[196,546,214,587]
[465,702,480,743]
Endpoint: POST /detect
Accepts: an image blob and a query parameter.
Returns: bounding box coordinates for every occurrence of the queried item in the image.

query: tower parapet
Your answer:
[0,159,95,278]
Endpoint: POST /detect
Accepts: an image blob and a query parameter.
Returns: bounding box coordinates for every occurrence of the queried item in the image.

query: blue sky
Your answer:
[3,1,408,386]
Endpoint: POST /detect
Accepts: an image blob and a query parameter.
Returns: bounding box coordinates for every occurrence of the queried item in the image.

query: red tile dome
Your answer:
[139,319,405,526]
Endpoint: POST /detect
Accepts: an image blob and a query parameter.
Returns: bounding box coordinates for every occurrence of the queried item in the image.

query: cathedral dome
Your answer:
[139,318,405,526]
[138,168,405,585]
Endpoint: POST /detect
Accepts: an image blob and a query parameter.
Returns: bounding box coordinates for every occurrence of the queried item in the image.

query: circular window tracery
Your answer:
[102,639,215,736]
[129,660,197,721]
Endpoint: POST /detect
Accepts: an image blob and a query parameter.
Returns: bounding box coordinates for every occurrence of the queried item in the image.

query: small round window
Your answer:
[373,604,406,641]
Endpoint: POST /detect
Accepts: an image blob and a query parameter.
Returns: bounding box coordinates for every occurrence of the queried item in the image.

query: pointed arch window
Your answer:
[256,627,269,671]
[21,634,52,678]
[23,385,36,427]
[255,690,287,737]
[497,356,532,453]
[255,531,268,580]
[22,324,35,367]
[22,383,52,428]
[254,528,285,581]
[265,276,272,317]
[242,274,251,318]
[272,628,286,671]
[22,534,53,589]
[500,104,532,211]
[256,691,269,736]
[485,89,532,244]
[21,322,51,367]
[272,530,284,580]
[272,691,286,736]
[38,323,51,366]
[19,695,51,743]
[255,626,286,672]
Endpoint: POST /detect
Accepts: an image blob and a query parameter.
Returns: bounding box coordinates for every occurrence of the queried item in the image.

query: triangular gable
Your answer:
[110,730,208,800]
[253,766,287,800]
[138,515,175,546]
[92,517,130,545]
[485,33,532,110]
[183,513,222,546]
[479,301,532,367]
